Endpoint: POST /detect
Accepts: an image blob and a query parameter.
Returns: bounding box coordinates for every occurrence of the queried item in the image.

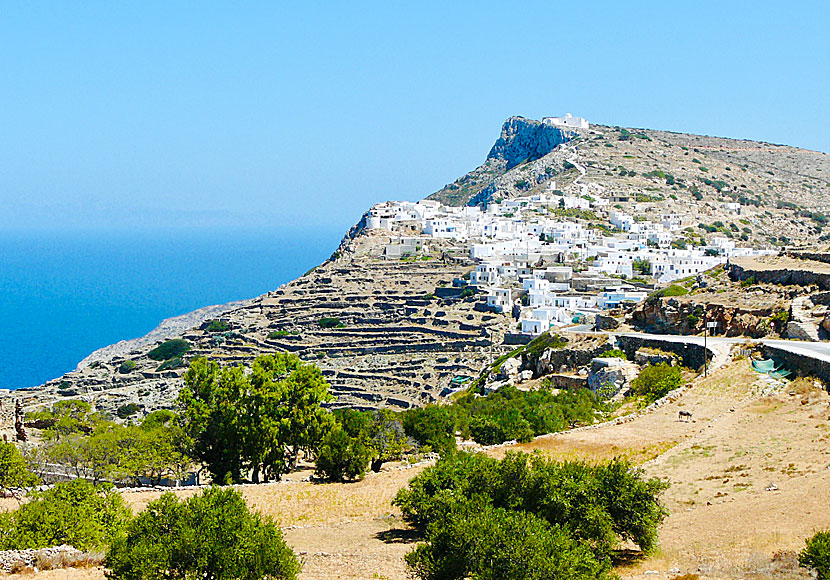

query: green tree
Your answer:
[178,358,251,483]
[800,531,830,580]
[0,442,37,496]
[314,426,370,482]
[402,405,456,454]
[106,487,300,580]
[366,410,411,472]
[0,479,130,550]
[27,399,105,440]
[178,354,333,484]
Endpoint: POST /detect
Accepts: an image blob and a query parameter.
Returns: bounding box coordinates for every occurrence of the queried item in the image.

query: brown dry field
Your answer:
[3,358,830,580]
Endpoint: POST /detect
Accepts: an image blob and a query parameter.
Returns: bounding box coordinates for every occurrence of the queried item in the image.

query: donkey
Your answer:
[678,410,692,422]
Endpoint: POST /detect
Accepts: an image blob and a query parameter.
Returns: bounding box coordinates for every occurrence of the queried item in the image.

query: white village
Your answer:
[363,128,776,338]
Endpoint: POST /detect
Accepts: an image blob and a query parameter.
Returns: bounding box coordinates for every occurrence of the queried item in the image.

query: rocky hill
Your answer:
[430,117,830,248]
[7,116,830,421]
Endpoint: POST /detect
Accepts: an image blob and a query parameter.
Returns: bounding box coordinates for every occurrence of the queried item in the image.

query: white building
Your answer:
[542,113,590,130]
[486,288,512,313]
[610,211,635,232]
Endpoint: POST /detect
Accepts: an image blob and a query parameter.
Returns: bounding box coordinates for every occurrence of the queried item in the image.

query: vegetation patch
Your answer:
[318,317,345,329]
[205,319,230,332]
[395,452,668,579]
[630,363,684,405]
[147,339,191,361]
[652,284,689,298]
[107,487,300,580]
[117,360,136,374]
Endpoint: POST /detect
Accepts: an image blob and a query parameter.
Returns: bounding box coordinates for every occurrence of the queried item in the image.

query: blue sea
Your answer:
[0,227,343,390]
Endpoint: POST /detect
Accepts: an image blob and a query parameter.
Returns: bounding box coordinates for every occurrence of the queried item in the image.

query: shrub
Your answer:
[205,319,229,332]
[147,339,190,361]
[800,531,830,580]
[118,360,136,374]
[598,348,627,360]
[0,479,131,550]
[314,426,370,482]
[318,317,344,329]
[402,405,456,455]
[267,330,290,339]
[455,385,605,445]
[156,356,185,372]
[630,363,684,404]
[406,501,611,580]
[106,487,300,580]
[740,275,756,288]
[770,309,790,333]
[116,403,142,419]
[394,452,668,556]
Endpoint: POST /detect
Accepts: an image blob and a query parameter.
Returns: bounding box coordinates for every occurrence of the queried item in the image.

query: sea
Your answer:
[0,226,344,390]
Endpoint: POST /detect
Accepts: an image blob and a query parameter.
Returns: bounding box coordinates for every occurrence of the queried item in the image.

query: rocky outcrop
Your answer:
[630,296,777,338]
[528,338,611,378]
[486,116,573,170]
[428,117,575,207]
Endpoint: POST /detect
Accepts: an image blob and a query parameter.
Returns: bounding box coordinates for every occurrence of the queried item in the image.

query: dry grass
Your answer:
[492,437,678,465]
[122,465,422,527]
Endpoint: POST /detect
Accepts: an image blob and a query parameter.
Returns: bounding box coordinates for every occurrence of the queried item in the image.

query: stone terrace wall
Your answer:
[727,261,830,290]
[617,335,713,370]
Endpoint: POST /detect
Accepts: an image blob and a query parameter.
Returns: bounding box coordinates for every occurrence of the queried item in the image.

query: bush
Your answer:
[318,317,344,329]
[800,531,830,580]
[630,363,684,404]
[406,501,611,580]
[147,339,190,362]
[156,357,185,372]
[314,426,370,482]
[106,487,300,580]
[116,403,142,419]
[598,348,627,360]
[402,405,456,455]
[455,385,605,445]
[267,330,290,339]
[118,360,136,374]
[0,479,131,550]
[394,452,668,556]
[205,319,230,332]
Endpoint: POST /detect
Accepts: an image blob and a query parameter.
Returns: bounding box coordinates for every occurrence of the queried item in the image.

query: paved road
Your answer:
[619,332,830,363]
[561,327,830,364]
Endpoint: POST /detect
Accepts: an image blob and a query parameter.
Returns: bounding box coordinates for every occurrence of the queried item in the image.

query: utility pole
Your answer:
[704,310,716,378]
[703,308,708,378]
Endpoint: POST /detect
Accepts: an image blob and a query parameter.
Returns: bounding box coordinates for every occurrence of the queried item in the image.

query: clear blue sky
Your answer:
[2,1,828,232]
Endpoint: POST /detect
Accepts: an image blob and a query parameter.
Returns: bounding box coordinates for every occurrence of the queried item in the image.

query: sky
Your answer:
[2,1,828,233]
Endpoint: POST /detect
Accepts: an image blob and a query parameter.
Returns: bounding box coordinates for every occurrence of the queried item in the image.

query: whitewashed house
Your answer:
[486,288,512,313]
[542,113,590,130]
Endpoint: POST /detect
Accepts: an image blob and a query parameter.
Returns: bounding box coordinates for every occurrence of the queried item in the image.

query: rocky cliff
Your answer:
[428,116,577,207]
[486,117,573,170]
